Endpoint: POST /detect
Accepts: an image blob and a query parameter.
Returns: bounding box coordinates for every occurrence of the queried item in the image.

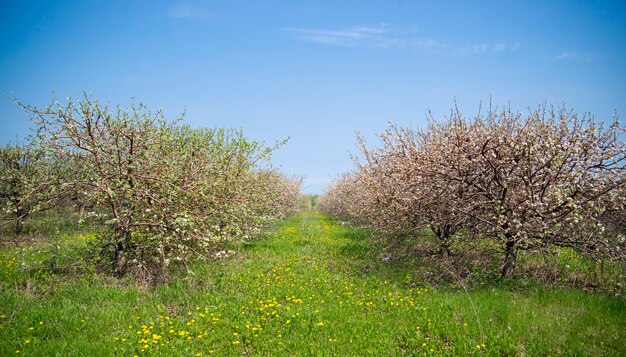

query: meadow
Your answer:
[1,211,624,356]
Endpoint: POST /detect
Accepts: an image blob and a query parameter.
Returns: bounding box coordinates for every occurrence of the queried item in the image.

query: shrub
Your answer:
[14,94,300,280]
[320,104,626,278]
[0,143,69,237]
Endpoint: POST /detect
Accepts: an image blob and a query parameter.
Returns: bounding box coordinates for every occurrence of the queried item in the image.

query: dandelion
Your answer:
[232,340,240,345]
[317,322,324,326]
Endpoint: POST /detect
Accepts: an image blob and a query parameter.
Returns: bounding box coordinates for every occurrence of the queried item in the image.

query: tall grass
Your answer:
[1,212,624,355]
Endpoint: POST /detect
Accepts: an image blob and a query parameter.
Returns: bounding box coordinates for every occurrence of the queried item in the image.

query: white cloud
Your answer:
[287,25,520,56]
[452,42,520,56]
[472,43,490,53]
[166,3,214,21]
[554,51,600,62]
[288,24,404,48]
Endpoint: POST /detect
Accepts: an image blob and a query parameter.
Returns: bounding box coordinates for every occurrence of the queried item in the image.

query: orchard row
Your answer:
[0,95,303,281]
[319,106,626,278]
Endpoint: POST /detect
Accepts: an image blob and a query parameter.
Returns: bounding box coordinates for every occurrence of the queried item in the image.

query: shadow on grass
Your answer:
[329,217,625,295]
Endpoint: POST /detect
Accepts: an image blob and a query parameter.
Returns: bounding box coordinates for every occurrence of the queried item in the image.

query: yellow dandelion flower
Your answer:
[232,340,240,345]
[317,322,324,326]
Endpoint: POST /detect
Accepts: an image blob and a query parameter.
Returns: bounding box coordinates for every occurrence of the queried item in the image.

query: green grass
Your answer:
[1,211,625,356]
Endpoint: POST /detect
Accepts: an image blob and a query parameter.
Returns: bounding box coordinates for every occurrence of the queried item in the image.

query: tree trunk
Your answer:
[439,239,451,257]
[14,217,23,237]
[433,225,452,257]
[112,241,126,277]
[13,205,26,238]
[112,226,132,277]
[501,240,517,278]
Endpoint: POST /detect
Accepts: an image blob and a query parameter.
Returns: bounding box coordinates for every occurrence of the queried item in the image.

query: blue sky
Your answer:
[1,0,625,193]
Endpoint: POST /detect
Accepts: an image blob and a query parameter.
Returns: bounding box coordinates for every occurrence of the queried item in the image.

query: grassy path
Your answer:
[1,211,625,355]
